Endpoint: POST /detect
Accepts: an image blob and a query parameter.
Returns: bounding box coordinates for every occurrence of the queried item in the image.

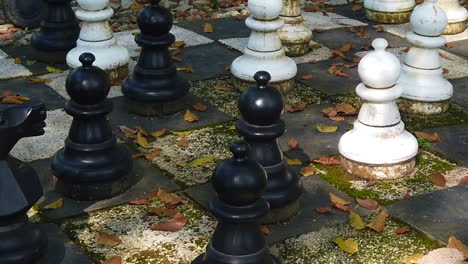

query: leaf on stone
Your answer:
[300,166,315,177]
[445,43,454,48]
[329,192,350,206]
[447,235,468,259]
[321,107,335,115]
[443,68,449,74]
[313,156,341,165]
[460,176,468,184]
[439,52,454,61]
[331,237,359,254]
[225,65,231,71]
[172,130,193,136]
[350,211,366,230]
[429,173,446,187]
[14,57,21,64]
[288,139,299,149]
[0,90,16,100]
[172,48,183,56]
[29,78,53,84]
[103,256,122,264]
[43,198,64,210]
[215,85,230,92]
[151,128,167,137]
[356,198,380,210]
[285,102,307,113]
[184,110,199,122]
[286,158,302,165]
[339,42,354,53]
[97,232,122,247]
[148,207,179,217]
[46,66,64,74]
[144,148,161,160]
[414,131,441,142]
[376,25,385,32]
[150,212,188,232]
[302,74,314,80]
[2,96,26,104]
[177,136,190,148]
[26,60,37,66]
[171,41,186,49]
[351,5,362,11]
[190,156,215,167]
[367,209,389,232]
[394,227,411,234]
[316,125,338,133]
[356,26,368,39]
[192,102,208,112]
[335,103,357,116]
[400,254,424,264]
[260,225,272,236]
[329,49,345,59]
[120,126,137,135]
[204,23,214,33]
[157,189,183,208]
[315,207,332,213]
[128,197,150,205]
[136,126,149,136]
[136,132,152,149]
[333,203,351,212]
[329,116,345,121]
[304,5,322,12]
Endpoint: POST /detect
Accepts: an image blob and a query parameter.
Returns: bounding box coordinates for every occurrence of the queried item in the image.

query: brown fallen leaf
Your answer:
[136,126,149,136]
[204,23,214,33]
[302,74,314,80]
[171,41,186,49]
[14,57,21,64]
[339,42,354,53]
[215,85,230,92]
[356,198,380,210]
[172,56,183,62]
[132,153,146,159]
[177,136,190,148]
[335,103,358,116]
[460,176,468,184]
[128,197,150,205]
[329,116,345,121]
[284,102,308,113]
[97,232,122,247]
[329,192,350,206]
[148,207,179,217]
[376,25,385,32]
[394,227,411,234]
[329,49,345,59]
[120,126,137,136]
[429,173,446,187]
[332,203,351,212]
[445,43,454,49]
[414,131,441,142]
[351,5,362,11]
[144,148,161,160]
[367,209,389,232]
[157,189,183,208]
[151,128,167,137]
[136,132,152,149]
[403,193,413,199]
[29,78,53,84]
[356,26,368,39]
[192,102,208,112]
[103,256,122,264]
[304,5,322,12]
[0,90,16,100]
[443,68,449,74]
[225,65,231,71]
[150,212,188,232]
[260,225,272,236]
[172,48,183,56]
[315,207,333,213]
[2,96,25,104]
[300,167,315,177]
[439,52,454,61]
[313,156,341,165]
[447,235,468,259]
[288,139,299,149]
[184,110,199,122]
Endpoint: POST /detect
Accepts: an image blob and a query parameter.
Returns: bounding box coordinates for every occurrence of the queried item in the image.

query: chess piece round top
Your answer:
[77,0,109,11]
[410,0,448,36]
[239,71,284,126]
[66,53,111,105]
[358,38,401,89]
[212,141,268,206]
[248,0,283,20]
[137,0,173,36]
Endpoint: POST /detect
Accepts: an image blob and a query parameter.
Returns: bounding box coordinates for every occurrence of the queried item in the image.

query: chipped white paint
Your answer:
[219,37,332,64]
[302,12,367,30]
[0,58,32,80]
[231,0,297,85]
[398,0,453,108]
[66,0,130,73]
[339,38,418,180]
[364,0,415,13]
[437,0,468,35]
[278,0,313,56]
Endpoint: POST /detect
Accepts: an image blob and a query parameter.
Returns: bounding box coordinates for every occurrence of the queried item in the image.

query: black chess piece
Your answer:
[51,53,132,201]
[237,71,303,224]
[121,0,190,116]
[192,141,282,264]
[31,0,79,63]
[0,101,48,264]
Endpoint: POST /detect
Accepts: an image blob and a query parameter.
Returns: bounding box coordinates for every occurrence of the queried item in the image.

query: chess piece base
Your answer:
[233,76,296,94]
[192,252,283,264]
[364,8,413,23]
[398,97,450,115]
[261,199,301,224]
[443,20,467,35]
[124,93,189,116]
[341,155,416,181]
[278,16,312,57]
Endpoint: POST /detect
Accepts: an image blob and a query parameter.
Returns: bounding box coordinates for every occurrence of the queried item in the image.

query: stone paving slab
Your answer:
[421,124,468,166]
[176,17,251,40]
[444,39,468,59]
[329,4,378,26]
[451,77,468,108]
[379,23,468,44]
[0,57,33,79]
[387,183,468,244]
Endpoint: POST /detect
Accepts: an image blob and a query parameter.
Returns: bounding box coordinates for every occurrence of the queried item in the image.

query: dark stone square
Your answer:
[444,39,468,60]
[421,124,468,166]
[450,77,468,109]
[176,17,250,40]
[329,4,377,25]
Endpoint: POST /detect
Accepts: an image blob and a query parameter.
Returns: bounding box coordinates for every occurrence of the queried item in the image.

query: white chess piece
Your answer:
[66,0,130,81]
[278,0,312,57]
[398,0,453,115]
[364,0,415,23]
[339,38,418,181]
[231,0,297,94]
[437,0,468,35]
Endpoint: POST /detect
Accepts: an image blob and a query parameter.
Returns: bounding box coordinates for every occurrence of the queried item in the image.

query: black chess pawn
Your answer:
[0,101,48,264]
[192,141,282,264]
[237,71,303,224]
[51,53,132,201]
[31,0,80,63]
[121,0,190,116]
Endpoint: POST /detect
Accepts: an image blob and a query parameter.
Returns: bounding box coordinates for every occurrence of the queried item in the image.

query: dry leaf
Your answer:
[460,176,468,184]
[329,192,350,206]
[136,126,148,136]
[376,25,385,32]
[335,103,357,116]
[103,256,122,264]
[304,5,322,12]
[260,225,272,236]
[351,5,362,11]
[367,209,389,232]
[356,198,380,210]
[315,207,332,213]
[439,52,454,61]
[171,41,186,49]
[43,198,64,210]
[136,132,152,148]
[400,254,424,264]
[157,189,183,208]
[445,43,454,48]
[447,236,468,259]
[192,102,208,112]
[28,78,53,84]
[332,237,359,254]
[97,232,122,247]
[46,66,64,73]
[215,85,230,92]
[177,136,190,148]
[2,96,25,104]
[414,131,441,142]
[204,23,214,33]
[316,125,338,133]
[313,156,341,165]
[300,167,315,177]
[339,42,354,53]
[443,68,449,74]
[14,57,21,64]
[329,116,345,121]
[302,74,314,80]
[144,148,161,160]
[120,126,137,135]
[404,193,413,199]
[150,212,188,232]
[128,197,150,205]
[285,102,307,113]
[184,110,199,122]
[172,48,183,56]
[151,128,167,137]
[333,203,351,212]
[394,227,411,234]
[148,207,179,217]
[350,211,366,230]
[288,139,299,149]
[286,158,302,165]
[429,173,446,187]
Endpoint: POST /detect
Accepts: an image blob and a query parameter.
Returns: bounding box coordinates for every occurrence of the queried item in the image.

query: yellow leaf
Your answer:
[136,132,152,149]
[46,66,64,74]
[228,125,236,130]
[286,158,302,165]
[339,42,354,53]
[300,166,315,177]
[400,254,424,264]
[172,130,193,136]
[316,125,338,133]
[171,41,186,49]
[43,198,64,210]
[190,156,215,167]
[176,162,187,167]
[184,110,199,122]
[151,128,167,137]
[204,23,214,33]
[448,236,468,259]
[331,237,359,254]
[367,209,389,232]
[329,192,350,205]
[350,211,366,230]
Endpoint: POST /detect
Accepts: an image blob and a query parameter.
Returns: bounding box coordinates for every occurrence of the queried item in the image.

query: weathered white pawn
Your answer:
[278,0,312,57]
[437,0,468,35]
[231,0,297,94]
[66,0,130,81]
[364,0,416,24]
[339,38,418,181]
[398,0,453,115]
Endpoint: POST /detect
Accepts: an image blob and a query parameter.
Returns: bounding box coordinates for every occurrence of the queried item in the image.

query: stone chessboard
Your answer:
[1,2,467,264]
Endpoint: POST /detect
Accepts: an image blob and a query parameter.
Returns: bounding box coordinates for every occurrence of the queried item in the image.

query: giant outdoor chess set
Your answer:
[0,0,467,263]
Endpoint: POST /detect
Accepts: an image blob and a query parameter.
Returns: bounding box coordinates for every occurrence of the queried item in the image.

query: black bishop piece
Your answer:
[122,0,190,116]
[192,141,283,264]
[51,53,132,201]
[237,71,303,224]
[31,0,80,63]
[0,101,48,263]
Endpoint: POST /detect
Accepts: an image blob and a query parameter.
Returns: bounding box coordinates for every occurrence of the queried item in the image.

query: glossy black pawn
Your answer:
[0,101,48,264]
[121,0,190,116]
[51,53,132,201]
[192,141,283,264]
[31,0,79,63]
[236,71,303,224]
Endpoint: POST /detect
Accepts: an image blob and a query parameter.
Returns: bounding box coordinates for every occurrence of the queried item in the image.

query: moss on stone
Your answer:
[402,103,468,131]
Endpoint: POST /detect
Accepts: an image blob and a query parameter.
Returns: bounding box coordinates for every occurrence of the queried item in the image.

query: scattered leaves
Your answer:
[315,207,332,213]
[260,225,272,236]
[333,203,351,212]
[97,232,122,247]
[43,198,64,210]
[394,227,411,234]
[339,42,354,53]
[376,25,385,32]
[329,192,350,206]
[148,207,179,217]
[313,156,341,165]
[356,198,379,210]
[150,212,188,232]
[103,256,122,264]
[288,139,299,149]
[190,156,215,167]
[184,110,199,122]
[414,131,441,142]
[316,125,338,133]
[192,102,208,112]
[128,198,150,205]
[300,166,315,177]
[151,128,167,137]
[429,172,446,187]
[136,132,152,148]
[367,209,389,232]
[332,237,359,254]
[350,211,366,230]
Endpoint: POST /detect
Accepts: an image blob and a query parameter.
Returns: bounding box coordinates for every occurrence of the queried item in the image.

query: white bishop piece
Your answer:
[437,0,468,35]
[398,0,453,115]
[278,0,313,57]
[364,0,416,24]
[231,0,297,94]
[66,0,130,81]
[339,38,418,181]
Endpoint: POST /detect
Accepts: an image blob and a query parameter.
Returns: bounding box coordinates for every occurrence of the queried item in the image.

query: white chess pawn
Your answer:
[66,0,130,81]
[231,0,297,94]
[364,0,416,24]
[398,0,453,115]
[339,38,418,181]
[437,0,468,35]
[278,0,312,57]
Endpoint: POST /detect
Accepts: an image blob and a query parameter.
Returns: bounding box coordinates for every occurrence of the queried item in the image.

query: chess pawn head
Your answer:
[248,0,283,20]
[138,0,173,37]
[410,0,448,36]
[358,38,401,89]
[77,0,109,11]
[239,71,284,126]
[212,141,268,207]
[66,53,111,105]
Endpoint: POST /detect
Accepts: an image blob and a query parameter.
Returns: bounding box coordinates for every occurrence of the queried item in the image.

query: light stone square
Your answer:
[355,47,468,80]
[0,49,7,59]
[302,11,367,30]
[0,58,32,80]
[376,23,468,43]
[219,37,333,64]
